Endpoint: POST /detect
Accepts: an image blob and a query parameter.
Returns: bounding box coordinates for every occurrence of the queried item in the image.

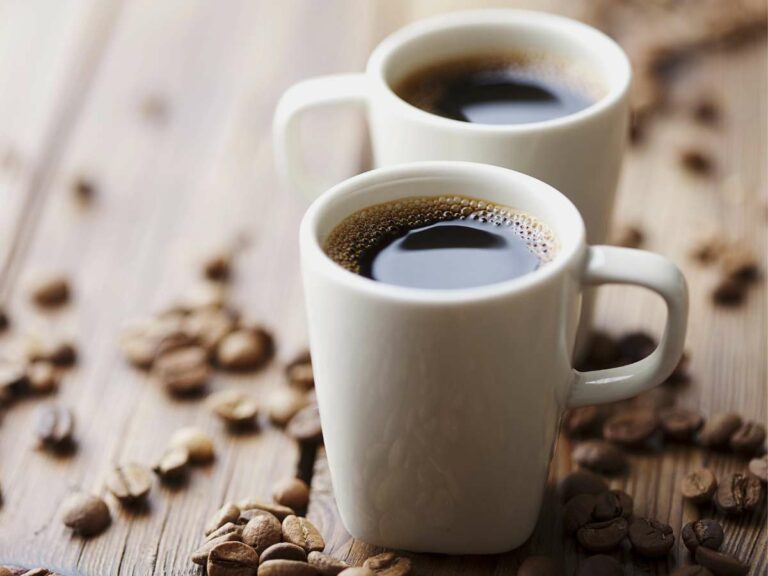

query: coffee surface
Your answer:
[323,196,557,290]
[395,53,596,125]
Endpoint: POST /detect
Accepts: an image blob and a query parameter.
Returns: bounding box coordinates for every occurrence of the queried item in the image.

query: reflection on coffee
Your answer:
[394,53,597,125]
[323,196,558,290]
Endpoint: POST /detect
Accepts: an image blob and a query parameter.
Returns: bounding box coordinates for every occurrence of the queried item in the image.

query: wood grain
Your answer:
[0,0,765,574]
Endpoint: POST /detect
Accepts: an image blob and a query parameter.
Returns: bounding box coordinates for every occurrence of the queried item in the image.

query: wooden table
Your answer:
[0,1,765,574]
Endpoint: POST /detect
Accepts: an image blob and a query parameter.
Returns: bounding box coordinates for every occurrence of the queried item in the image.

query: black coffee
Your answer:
[324,196,557,290]
[394,53,596,125]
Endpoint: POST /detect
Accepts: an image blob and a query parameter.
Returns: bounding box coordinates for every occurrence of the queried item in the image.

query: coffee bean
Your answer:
[563,494,597,535]
[208,389,259,428]
[153,346,210,395]
[700,413,743,449]
[680,149,714,176]
[26,362,59,394]
[72,176,96,204]
[272,478,310,512]
[682,519,724,553]
[184,308,236,351]
[748,455,768,482]
[35,405,75,450]
[576,517,628,552]
[666,350,691,384]
[237,498,295,522]
[0,359,29,403]
[628,517,674,558]
[715,471,764,514]
[721,245,760,283]
[692,98,720,125]
[338,570,374,576]
[170,427,215,463]
[260,543,307,564]
[362,552,411,575]
[203,253,233,283]
[617,331,656,363]
[287,404,323,444]
[120,319,162,369]
[266,388,310,427]
[603,409,658,446]
[308,552,349,576]
[671,567,714,576]
[660,408,704,442]
[29,339,77,367]
[681,469,718,503]
[282,515,325,553]
[695,547,749,576]
[258,560,319,576]
[0,308,9,333]
[286,351,314,391]
[106,463,152,504]
[612,224,645,249]
[574,555,623,576]
[712,277,748,306]
[61,492,110,536]
[572,441,627,474]
[206,502,242,536]
[30,274,70,308]
[558,470,608,502]
[153,446,190,482]
[517,556,558,576]
[192,531,242,566]
[208,541,259,576]
[729,421,766,455]
[21,570,58,576]
[216,328,273,371]
[208,523,245,542]
[593,490,633,521]
[242,510,282,555]
[562,406,601,437]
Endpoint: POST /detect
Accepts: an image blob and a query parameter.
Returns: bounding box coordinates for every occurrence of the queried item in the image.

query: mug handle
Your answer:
[568,246,689,407]
[273,74,368,199]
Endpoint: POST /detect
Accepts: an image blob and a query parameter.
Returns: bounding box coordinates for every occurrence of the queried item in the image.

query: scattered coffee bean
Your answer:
[260,543,308,564]
[562,406,601,437]
[593,490,633,521]
[286,352,314,390]
[153,346,210,395]
[517,556,558,576]
[339,570,374,576]
[748,455,768,482]
[61,492,111,536]
[558,470,608,502]
[574,554,623,576]
[576,517,628,552]
[29,339,77,367]
[208,523,245,542]
[715,471,764,514]
[680,149,714,176]
[362,552,411,575]
[572,441,627,474]
[119,319,162,369]
[712,277,748,306]
[216,328,273,371]
[681,469,718,503]
[563,494,597,535]
[35,405,74,450]
[660,408,704,442]
[628,517,674,558]
[287,404,323,444]
[603,410,658,447]
[258,560,319,576]
[720,246,760,283]
[700,413,743,449]
[282,515,325,553]
[30,274,70,308]
[203,253,233,283]
[671,567,714,576]
[72,177,96,204]
[153,446,190,482]
[617,331,656,363]
[692,98,720,125]
[666,350,691,384]
[729,421,766,455]
[106,462,152,504]
[267,388,310,427]
[242,510,282,555]
[272,478,310,512]
[206,502,242,536]
[207,541,259,576]
[192,531,242,566]
[26,362,59,394]
[690,234,727,265]
[238,498,295,522]
[682,519,724,553]
[695,546,749,576]
[308,552,349,576]
[0,308,9,332]
[208,389,259,428]
[0,359,29,402]
[184,307,236,350]
[612,224,645,249]
[170,427,215,463]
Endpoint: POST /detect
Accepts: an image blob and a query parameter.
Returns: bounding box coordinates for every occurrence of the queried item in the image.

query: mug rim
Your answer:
[300,161,587,304]
[366,9,632,134]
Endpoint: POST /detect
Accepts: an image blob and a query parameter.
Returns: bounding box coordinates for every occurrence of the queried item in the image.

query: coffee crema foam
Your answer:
[323,195,559,275]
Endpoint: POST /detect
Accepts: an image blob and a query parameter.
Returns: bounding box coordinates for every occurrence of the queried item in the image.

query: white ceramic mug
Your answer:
[275,9,632,355]
[300,162,687,555]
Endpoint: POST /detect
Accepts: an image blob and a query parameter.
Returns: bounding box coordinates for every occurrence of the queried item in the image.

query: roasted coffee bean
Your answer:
[242,510,282,555]
[682,519,724,553]
[695,547,749,576]
[667,351,691,384]
[153,446,190,482]
[681,469,718,503]
[692,98,720,125]
[680,149,714,176]
[30,274,70,308]
[272,477,310,512]
[216,328,273,371]
[558,470,608,502]
[574,555,623,576]
[660,408,704,442]
[282,515,325,553]
[26,362,59,394]
[715,471,764,514]
[517,556,558,576]
[206,502,242,536]
[260,543,307,564]
[603,410,658,447]
[192,531,242,566]
[617,331,656,363]
[208,523,245,542]
[628,517,674,558]
[362,552,411,575]
[61,493,111,536]
[106,462,152,504]
[0,359,29,402]
[170,427,215,463]
[203,253,233,283]
[238,498,295,522]
[671,567,714,576]
[700,413,743,449]
[0,308,9,332]
[721,246,760,283]
[593,490,633,521]
[308,552,349,576]
[29,339,77,367]
[729,421,766,455]
[286,351,314,390]
[35,405,75,450]
[184,307,237,351]
[563,494,597,535]
[712,277,748,306]
[153,346,210,395]
[267,388,310,427]
[749,455,768,482]
[339,570,374,576]
[287,404,323,444]
[72,176,96,204]
[613,224,645,249]
[572,441,627,474]
[258,560,319,576]
[208,541,259,576]
[119,319,162,368]
[208,389,259,428]
[576,517,628,552]
[562,406,601,437]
